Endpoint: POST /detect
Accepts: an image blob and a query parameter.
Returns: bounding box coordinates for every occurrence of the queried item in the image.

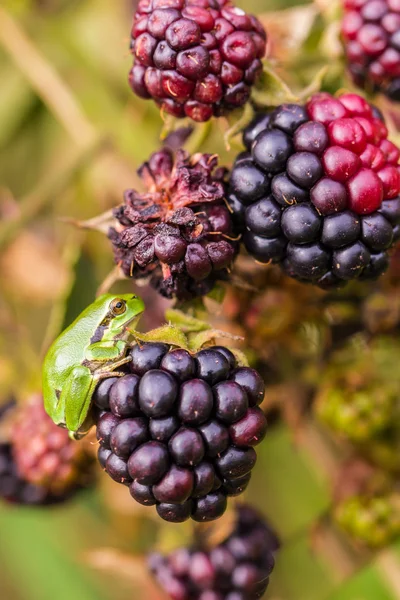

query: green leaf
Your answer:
[132,325,190,350]
[251,62,298,108]
[298,66,329,101]
[223,102,254,151]
[165,309,210,333]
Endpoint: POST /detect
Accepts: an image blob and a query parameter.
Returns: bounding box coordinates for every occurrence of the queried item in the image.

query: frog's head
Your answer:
[100,293,145,338]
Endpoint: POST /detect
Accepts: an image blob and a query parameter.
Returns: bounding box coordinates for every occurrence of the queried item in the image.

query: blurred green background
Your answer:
[1,0,400,599]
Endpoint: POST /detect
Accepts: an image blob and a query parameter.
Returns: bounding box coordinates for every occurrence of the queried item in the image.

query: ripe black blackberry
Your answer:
[0,398,92,506]
[148,504,278,599]
[228,92,400,288]
[341,0,400,102]
[94,342,267,523]
[109,148,238,301]
[129,0,267,122]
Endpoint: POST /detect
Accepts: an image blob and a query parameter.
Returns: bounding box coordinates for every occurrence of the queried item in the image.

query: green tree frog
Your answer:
[42,293,145,439]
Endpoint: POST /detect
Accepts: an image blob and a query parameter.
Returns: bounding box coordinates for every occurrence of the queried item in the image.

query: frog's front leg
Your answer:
[85,339,130,364]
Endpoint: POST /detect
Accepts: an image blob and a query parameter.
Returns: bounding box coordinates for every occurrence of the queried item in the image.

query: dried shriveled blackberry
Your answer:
[109,148,238,301]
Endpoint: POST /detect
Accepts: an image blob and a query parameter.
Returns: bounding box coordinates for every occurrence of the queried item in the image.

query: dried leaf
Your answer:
[62,208,116,235]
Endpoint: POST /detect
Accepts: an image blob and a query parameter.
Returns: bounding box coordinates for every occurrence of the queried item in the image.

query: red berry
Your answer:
[129,0,267,121]
[346,167,384,213]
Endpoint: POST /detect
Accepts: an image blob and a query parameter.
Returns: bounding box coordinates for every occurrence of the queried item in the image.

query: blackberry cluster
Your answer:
[341,0,400,102]
[228,92,400,288]
[109,149,238,301]
[148,505,278,599]
[94,342,267,523]
[0,399,90,506]
[129,0,267,122]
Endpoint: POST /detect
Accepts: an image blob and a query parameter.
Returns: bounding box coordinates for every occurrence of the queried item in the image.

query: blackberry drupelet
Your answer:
[228,92,400,288]
[148,504,279,599]
[94,342,267,523]
[129,0,267,121]
[341,0,400,102]
[109,148,238,301]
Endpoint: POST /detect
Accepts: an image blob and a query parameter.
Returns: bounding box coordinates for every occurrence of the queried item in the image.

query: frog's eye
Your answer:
[110,298,126,316]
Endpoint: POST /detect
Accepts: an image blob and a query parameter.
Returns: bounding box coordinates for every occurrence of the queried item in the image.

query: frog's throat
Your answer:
[119,313,143,338]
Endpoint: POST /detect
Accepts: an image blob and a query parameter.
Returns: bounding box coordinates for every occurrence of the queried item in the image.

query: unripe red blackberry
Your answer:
[94,343,268,523]
[229,93,400,288]
[129,0,267,121]
[148,504,278,598]
[109,148,238,301]
[10,395,93,497]
[341,0,400,102]
[0,398,92,505]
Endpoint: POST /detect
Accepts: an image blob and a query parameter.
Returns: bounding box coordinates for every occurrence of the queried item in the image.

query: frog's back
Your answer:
[43,296,111,386]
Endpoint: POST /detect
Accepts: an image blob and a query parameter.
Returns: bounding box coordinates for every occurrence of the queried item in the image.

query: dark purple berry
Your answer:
[213,381,248,424]
[127,441,169,485]
[223,473,251,496]
[110,418,148,459]
[210,346,237,370]
[229,162,270,205]
[153,464,194,503]
[96,412,121,448]
[287,242,330,279]
[109,375,140,417]
[230,368,265,407]
[281,204,321,244]
[161,349,196,381]
[269,104,308,134]
[332,241,371,279]
[150,415,179,442]
[157,500,193,523]
[105,453,132,485]
[379,197,400,225]
[216,446,257,479]
[195,349,230,385]
[93,377,118,410]
[293,121,329,155]
[169,427,205,466]
[130,343,169,376]
[178,379,213,425]
[243,114,271,150]
[97,447,112,469]
[252,129,293,173]
[243,232,287,263]
[193,462,215,498]
[286,152,323,188]
[245,197,282,237]
[271,173,309,206]
[192,491,228,522]
[199,420,230,458]
[129,481,156,506]
[138,370,178,417]
[361,213,393,250]
[321,211,361,247]
[229,407,268,447]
